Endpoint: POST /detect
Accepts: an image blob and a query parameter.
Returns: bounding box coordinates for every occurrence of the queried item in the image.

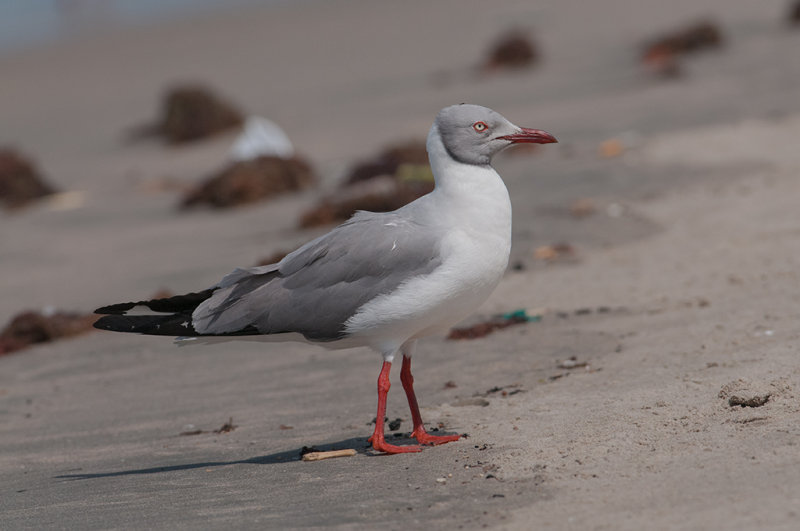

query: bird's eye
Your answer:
[472,121,488,132]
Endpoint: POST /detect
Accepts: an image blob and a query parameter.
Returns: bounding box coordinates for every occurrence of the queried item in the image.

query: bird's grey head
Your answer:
[433,104,557,166]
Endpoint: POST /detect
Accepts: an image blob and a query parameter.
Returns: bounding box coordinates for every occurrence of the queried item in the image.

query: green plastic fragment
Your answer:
[500,309,542,322]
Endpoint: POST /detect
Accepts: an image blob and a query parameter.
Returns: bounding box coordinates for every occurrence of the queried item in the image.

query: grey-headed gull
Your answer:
[94,104,557,454]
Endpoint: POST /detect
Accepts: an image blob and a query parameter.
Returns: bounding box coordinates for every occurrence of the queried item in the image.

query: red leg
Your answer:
[400,355,461,446]
[367,361,422,454]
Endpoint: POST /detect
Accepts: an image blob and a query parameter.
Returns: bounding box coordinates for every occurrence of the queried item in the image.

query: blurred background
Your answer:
[0,0,265,52]
[2,2,800,528]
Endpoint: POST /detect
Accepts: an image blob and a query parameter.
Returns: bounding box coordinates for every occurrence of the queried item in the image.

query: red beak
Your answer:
[497,127,558,144]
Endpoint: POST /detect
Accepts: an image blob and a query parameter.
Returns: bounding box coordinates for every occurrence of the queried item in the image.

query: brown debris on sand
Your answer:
[181,155,315,209]
[788,1,800,26]
[301,449,357,462]
[343,141,429,186]
[0,310,97,356]
[299,141,433,228]
[719,378,778,409]
[299,175,433,228]
[728,394,770,408]
[569,198,596,218]
[0,148,57,210]
[213,417,237,433]
[255,250,290,267]
[641,20,724,77]
[483,29,539,71]
[135,84,244,144]
[178,417,238,436]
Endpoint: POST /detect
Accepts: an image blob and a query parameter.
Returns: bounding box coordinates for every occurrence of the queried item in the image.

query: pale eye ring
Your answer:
[472,121,488,132]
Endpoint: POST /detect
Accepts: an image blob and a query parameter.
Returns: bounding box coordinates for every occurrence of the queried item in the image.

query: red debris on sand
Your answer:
[300,141,432,228]
[483,29,539,71]
[533,243,577,263]
[181,155,315,209]
[135,84,244,144]
[641,20,724,77]
[0,148,57,210]
[447,314,530,341]
[0,310,97,356]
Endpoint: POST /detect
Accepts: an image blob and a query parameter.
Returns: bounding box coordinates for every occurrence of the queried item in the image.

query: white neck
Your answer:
[423,123,512,239]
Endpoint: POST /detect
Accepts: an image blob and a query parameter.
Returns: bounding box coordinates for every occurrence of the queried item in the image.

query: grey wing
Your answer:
[192,211,444,341]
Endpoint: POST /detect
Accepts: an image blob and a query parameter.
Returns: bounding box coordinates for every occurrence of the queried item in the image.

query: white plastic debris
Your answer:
[230,116,294,161]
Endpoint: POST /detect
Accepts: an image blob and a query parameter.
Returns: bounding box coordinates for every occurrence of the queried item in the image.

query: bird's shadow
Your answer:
[54,436,382,481]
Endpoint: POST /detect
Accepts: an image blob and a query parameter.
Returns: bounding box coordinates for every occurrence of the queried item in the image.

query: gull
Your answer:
[94,104,557,454]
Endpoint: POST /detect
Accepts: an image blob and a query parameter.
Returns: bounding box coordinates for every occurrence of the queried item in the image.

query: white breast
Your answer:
[344,156,512,355]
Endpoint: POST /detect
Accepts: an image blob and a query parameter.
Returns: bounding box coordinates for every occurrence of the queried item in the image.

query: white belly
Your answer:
[343,227,510,354]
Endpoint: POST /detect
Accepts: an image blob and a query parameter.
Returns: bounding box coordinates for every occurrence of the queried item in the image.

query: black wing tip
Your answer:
[94,289,216,316]
[94,302,137,315]
[93,314,262,337]
[93,315,134,332]
[93,314,199,336]
[93,315,123,331]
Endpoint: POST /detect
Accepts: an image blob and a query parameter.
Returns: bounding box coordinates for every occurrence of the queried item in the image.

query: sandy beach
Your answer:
[2,0,800,529]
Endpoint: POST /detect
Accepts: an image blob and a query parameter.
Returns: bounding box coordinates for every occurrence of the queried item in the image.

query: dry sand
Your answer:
[1,0,800,529]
